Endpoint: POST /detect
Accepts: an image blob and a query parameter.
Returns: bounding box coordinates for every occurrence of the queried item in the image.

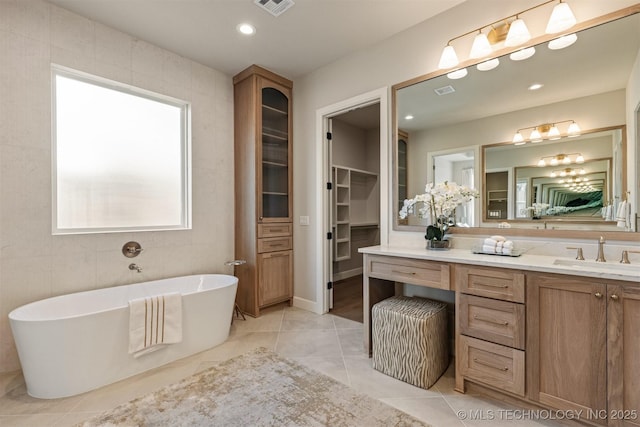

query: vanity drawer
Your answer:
[367,255,450,290]
[456,265,525,303]
[460,335,525,396]
[460,294,525,349]
[258,223,292,238]
[258,237,292,253]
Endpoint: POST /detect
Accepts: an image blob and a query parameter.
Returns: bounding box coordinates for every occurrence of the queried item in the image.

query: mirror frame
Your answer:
[391,5,640,241]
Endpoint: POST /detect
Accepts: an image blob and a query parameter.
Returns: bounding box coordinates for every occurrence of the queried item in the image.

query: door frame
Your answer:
[314,87,389,314]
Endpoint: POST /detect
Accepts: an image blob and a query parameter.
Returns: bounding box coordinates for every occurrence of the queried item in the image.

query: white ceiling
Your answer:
[47,0,465,79]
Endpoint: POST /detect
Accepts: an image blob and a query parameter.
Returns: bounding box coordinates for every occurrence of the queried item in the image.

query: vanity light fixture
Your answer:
[538,153,585,167]
[476,58,499,71]
[551,167,586,178]
[512,120,580,145]
[510,47,536,61]
[437,0,577,70]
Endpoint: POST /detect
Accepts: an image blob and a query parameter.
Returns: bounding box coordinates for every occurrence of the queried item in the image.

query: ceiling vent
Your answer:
[254,0,295,17]
[434,85,455,96]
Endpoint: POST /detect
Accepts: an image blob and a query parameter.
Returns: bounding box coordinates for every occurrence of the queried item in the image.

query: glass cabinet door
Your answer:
[260,87,290,221]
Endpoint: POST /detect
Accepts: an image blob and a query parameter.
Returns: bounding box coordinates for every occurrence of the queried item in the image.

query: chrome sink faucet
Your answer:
[595,236,606,262]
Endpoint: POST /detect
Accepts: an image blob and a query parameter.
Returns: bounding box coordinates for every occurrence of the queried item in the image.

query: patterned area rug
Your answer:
[77,348,429,427]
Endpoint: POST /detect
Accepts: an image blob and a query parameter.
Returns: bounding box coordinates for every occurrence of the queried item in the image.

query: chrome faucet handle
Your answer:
[566,247,584,260]
[620,250,640,264]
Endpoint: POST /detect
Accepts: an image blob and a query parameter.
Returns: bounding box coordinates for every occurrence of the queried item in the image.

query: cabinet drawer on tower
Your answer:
[460,335,525,397]
[456,265,525,303]
[367,255,450,290]
[460,294,525,349]
[258,237,292,253]
[258,223,292,238]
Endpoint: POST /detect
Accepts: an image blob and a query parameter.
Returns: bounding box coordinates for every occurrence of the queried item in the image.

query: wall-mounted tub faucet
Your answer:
[129,263,143,273]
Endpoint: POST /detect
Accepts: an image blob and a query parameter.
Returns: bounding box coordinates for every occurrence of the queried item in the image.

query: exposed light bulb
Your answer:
[550,158,559,166]
[438,45,459,69]
[562,156,571,165]
[546,1,577,34]
[537,159,546,167]
[576,155,584,163]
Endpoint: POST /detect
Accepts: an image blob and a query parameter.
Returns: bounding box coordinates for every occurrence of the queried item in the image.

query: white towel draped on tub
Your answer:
[128,293,182,356]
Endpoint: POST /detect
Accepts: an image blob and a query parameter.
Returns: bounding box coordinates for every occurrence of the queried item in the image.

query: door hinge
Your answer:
[327,182,332,190]
[327,281,333,290]
[326,132,332,140]
[327,232,333,240]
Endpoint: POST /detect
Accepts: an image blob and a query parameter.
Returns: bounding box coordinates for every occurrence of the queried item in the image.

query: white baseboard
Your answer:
[332,267,363,282]
[293,296,324,314]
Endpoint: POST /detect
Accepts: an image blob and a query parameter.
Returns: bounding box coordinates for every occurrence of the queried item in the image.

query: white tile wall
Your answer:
[0,0,234,372]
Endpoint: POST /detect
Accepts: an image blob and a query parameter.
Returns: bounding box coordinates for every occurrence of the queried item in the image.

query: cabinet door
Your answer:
[527,274,607,423]
[259,80,292,222]
[608,284,640,427]
[258,250,293,307]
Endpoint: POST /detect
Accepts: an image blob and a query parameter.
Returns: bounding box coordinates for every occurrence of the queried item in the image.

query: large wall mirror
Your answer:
[393,6,639,237]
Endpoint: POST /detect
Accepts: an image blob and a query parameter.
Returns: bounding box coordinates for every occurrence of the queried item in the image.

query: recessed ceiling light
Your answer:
[528,83,543,91]
[237,23,256,36]
[404,115,414,120]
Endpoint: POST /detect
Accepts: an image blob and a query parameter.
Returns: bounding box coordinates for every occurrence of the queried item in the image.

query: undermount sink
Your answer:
[553,258,640,273]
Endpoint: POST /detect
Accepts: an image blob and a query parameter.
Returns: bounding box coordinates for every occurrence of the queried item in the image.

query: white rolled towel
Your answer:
[484,238,500,246]
[502,241,514,249]
[482,244,498,253]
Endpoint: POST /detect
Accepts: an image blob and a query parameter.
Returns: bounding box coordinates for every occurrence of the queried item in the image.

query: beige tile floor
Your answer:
[0,305,564,427]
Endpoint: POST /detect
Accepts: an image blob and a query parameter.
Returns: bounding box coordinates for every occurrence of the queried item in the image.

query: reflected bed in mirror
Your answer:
[393,6,639,236]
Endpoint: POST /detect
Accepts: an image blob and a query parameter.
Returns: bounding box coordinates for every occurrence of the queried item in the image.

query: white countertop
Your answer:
[359,245,640,283]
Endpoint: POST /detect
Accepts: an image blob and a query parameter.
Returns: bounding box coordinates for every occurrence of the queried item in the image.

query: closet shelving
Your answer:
[332,165,379,261]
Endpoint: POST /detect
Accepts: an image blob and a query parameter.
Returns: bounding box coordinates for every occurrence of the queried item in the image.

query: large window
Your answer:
[52,66,191,234]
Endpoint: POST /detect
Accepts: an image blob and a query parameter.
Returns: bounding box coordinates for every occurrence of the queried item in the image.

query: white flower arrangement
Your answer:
[399,181,479,241]
[526,202,550,217]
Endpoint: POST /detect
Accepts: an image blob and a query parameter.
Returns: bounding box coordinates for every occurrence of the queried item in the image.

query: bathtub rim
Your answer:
[8,273,238,323]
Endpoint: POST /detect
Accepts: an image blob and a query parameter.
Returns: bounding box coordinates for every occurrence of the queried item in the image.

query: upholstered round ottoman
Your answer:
[372,296,449,389]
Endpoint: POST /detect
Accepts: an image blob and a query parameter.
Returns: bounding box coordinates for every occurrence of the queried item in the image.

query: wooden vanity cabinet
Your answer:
[456,265,526,397]
[528,274,640,426]
[233,65,293,317]
[607,284,640,427]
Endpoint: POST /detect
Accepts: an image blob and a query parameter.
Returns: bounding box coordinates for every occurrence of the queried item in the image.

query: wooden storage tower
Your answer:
[233,65,293,317]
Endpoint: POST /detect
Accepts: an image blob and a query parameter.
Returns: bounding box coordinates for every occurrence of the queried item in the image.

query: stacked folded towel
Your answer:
[482,235,514,255]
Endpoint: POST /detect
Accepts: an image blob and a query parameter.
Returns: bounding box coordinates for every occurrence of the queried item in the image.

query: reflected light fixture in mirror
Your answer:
[512,120,581,145]
[437,0,577,70]
[538,153,585,167]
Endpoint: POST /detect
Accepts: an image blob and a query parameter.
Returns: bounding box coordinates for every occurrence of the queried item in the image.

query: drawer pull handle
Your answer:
[595,292,603,298]
[473,315,509,326]
[473,358,509,371]
[611,294,619,301]
[478,283,509,289]
[391,270,416,275]
[269,243,285,247]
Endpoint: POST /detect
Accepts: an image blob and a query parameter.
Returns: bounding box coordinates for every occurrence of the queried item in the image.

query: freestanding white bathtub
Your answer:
[9,274,238,399]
